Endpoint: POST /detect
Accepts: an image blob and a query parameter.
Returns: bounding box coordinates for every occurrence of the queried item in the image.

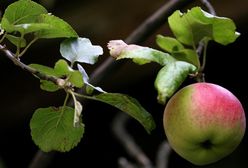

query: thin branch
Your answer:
[112,113,154,168]
[0,44,60,85]
[19,37,39,57]
[199,40,209,73]
[197,0,216,55]
[155,141,171,168]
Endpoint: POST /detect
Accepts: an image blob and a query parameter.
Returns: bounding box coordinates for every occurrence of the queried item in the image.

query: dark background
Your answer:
[0,0,247,167]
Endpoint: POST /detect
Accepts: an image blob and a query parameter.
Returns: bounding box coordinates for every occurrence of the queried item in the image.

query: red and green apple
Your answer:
[163,83,246,165]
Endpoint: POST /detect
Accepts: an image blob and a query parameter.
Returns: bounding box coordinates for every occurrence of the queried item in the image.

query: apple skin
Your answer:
[163,83,246,165]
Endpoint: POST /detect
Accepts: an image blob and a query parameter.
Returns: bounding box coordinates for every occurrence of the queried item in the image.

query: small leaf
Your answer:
[30,60,83,90]
[36,14,78,39]
[156,35,184,53]
[54,59,73,76]
[77,64,106,93]
[6,34,27,48]
[54,60,83,88]
[30,106,84,152]
[29,64,60,92]
[29,64,58,76]
[108,40,175,66]
[168,7,239,46]
[154,61,196,104]
[40,80,60,92]
[91,93,156,133]
[172,49,200,68]
[60,38,103,64]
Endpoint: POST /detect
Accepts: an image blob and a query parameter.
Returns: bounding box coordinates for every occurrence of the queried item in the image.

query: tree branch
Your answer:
[155,141,171,168]
[89,0,195,85]
[112,113,153,168]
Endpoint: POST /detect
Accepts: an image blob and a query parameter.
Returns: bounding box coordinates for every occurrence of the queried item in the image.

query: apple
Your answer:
[163,83,246,165]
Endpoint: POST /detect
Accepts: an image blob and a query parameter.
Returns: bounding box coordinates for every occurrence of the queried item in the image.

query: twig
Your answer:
[0,44,60,85]
[112,113,153,168]
[155,141,171,168]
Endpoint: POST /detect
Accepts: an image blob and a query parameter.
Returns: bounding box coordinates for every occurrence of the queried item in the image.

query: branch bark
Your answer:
[0,44,60,85]
[112,113,153,168]
[155,141,171,168]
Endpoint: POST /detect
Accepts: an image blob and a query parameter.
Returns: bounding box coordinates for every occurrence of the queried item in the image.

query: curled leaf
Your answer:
[108,40,175,65]
[155,61,196,104]
[77,64,106,93]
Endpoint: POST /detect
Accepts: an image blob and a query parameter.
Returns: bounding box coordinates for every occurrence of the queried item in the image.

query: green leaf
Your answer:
[168,7,239,46]
[30,60,83,89]
[1,0,48,34]
[29,64,58,76]
[36,14,78,39]
[29,64,60,92]
[156,35,200,68]
[108,40,175,66]
[172,49,200,68]
[60,38,103,64]
[168,10,193,46]
[189,7,240,45]
[154,61,196,104]
[13,23,52,34]
[40,80,60,92]
[6,34,26,48]
[156,35,184,53]
[30,106,84,152]
[54,60,83,88]
[2,0,47,24]
[91,93,156,133]
[1,17,51,35]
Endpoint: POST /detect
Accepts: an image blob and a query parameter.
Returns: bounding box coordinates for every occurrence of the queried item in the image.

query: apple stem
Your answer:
[200,41,209,73]
[196,39,209,82]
